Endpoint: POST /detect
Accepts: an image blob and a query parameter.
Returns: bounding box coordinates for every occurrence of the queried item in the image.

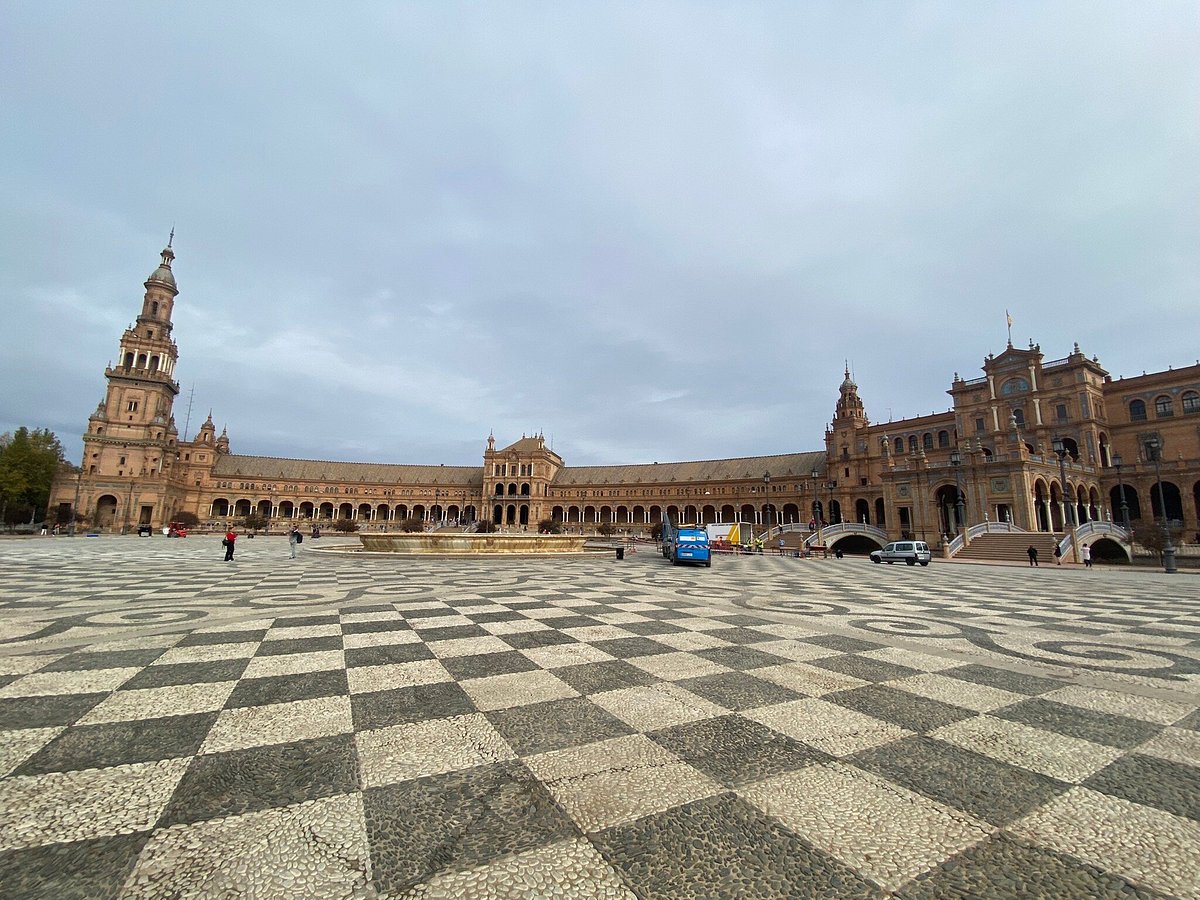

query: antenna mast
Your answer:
[182,383,195,440]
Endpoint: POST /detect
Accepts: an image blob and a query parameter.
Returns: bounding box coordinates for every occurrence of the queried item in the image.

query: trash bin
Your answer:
[616,547,625,560]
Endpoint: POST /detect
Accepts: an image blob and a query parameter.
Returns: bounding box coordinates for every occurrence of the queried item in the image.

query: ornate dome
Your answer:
[146,244,177,291]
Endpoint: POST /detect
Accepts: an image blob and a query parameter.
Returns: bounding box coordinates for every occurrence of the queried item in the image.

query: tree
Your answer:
[538,518,562,534]
[0,427,68,528]
[1132,523,1185,560]
[650,522,663,541]
[172,511,200,528]
[399,516,425,533]
[332,517,358,533]
[597,522,615,536]
[240,513,268,534]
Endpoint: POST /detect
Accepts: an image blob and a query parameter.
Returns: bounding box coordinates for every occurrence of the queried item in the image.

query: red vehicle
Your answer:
[167,522,189,537]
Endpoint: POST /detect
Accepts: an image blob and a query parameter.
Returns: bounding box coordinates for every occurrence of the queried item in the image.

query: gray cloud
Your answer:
[3,3,1197,466]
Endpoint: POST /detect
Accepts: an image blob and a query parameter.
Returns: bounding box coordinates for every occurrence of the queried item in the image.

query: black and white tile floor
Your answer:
[0,537,1197,898]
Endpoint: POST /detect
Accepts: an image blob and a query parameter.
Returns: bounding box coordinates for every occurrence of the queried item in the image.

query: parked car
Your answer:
[870,541,931,566]
[167,522,189,537]
[136,524,154,536]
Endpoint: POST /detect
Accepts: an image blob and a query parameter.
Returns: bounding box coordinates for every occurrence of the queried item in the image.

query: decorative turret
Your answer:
[216,426,230,455]
[834,364,867,422]
[196,412,216,445]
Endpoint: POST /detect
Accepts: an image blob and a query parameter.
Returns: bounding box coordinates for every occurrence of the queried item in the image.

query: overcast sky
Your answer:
[2,3,1197,468]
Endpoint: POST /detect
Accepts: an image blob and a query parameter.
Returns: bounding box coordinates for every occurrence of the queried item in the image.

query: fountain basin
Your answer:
[358,532,587,555]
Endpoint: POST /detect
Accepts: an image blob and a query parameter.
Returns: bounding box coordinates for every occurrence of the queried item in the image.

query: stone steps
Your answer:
[955,532,1062,563]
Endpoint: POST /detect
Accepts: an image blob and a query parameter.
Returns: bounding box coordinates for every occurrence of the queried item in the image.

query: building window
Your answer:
[937,430,949,448]
[974,417,985,433]
[1055,403,1068,423]
[894,438,904,455]
[126,400,139,412]
[922,433,933,450]
[1129,399,1147,421]
[1154,395,1174,418]
[1011,408,1025,427]
[908,436,918,453]
[1183,391,1200,414]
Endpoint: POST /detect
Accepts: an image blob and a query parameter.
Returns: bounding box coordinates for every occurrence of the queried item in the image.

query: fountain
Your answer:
[356,531,587,556]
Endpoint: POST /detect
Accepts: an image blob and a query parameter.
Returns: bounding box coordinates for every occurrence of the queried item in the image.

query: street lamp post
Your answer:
[762,472,771,542]
[809,468,822,553]
[69,468,82,537]
[949,449,966,537]
[1051,439,1075,530]
[123,478,133,536]
[1052,438,1080,562]
[1145,438,1177,574]
[825,478,837,556]
[1113,453,1131,534]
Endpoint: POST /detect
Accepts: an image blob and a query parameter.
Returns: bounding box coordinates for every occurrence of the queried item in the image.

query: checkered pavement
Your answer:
[0,541,1197,897]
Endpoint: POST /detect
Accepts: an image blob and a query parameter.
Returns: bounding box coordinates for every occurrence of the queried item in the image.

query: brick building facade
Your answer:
[50,244,1200,547]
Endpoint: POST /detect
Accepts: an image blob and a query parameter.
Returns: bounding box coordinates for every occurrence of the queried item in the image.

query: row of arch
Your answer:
[120,351,172,374]
[210,499,478,523]
[494,483,531,496]
[1128,393,1200,422]
[891,431,953,455]
[546,501,884,528]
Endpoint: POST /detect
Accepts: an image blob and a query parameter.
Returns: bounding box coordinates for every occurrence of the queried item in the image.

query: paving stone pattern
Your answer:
[0,536,1197,897]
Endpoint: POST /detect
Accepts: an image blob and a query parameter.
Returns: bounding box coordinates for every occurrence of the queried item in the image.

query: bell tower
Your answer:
[826,363,873,475]
[77,238,182,505]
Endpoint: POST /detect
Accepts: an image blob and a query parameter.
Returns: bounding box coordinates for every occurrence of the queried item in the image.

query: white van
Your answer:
[870,541,932,566]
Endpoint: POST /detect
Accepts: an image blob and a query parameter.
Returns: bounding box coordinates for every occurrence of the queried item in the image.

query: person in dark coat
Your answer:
[1027,544,1038,566]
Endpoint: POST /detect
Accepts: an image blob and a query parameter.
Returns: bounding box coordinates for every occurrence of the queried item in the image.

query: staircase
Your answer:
[954,532,1062,564]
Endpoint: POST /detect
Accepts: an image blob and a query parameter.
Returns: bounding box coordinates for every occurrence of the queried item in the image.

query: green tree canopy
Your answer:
[0,427,69,526]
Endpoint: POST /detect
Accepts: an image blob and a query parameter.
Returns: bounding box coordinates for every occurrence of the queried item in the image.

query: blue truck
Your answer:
[661,517,712,567]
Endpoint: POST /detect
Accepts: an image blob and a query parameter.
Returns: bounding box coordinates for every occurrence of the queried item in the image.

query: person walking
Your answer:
[1082,544,1092,568]
[289,525,300,559]
[223,527,237,561]
[1027,544,1039,567]
[1053,544,1062,565]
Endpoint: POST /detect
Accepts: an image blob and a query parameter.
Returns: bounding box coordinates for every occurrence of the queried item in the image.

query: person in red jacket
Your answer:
[224,528,237,561]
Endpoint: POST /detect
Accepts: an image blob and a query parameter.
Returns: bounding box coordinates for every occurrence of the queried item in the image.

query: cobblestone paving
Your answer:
[0,536,1197,898]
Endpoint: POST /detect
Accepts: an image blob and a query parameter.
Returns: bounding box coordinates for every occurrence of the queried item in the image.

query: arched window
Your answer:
[1011,408,1025,427]
[937,430,949,448]
[1183,391,1200,414]
[922,433,933,450]
[1154,395,1174,418]
[1129,399,1147,422]
[894,438,904,455]
[151,301,158,316]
